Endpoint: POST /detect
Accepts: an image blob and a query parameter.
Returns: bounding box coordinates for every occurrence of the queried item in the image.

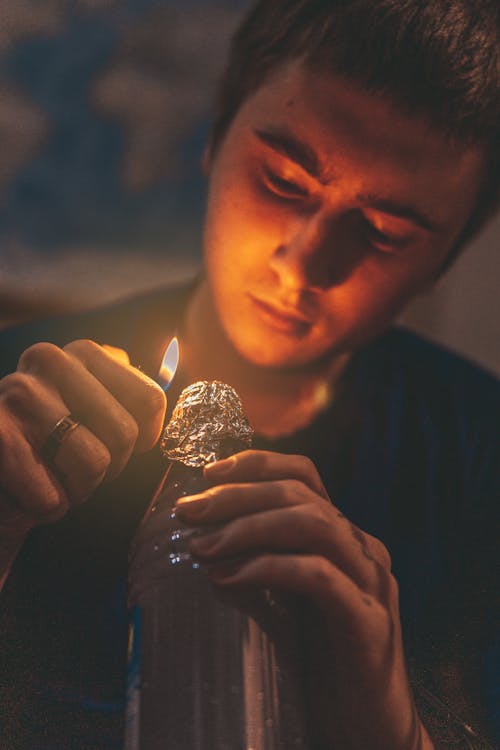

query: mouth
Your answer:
[249,294,312,335]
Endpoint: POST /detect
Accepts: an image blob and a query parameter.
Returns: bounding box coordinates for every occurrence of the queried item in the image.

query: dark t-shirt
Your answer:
[0,283,498,749]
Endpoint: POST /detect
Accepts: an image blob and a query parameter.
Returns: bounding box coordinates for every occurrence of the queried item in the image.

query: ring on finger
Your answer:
[42,414,81,464]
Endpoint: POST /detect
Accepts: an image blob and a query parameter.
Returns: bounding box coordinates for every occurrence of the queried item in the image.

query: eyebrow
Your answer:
[254,127,332,183]
[254,126,441,234]
[358,196,441,233]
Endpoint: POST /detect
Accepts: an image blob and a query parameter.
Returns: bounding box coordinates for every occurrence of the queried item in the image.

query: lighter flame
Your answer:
[157,336,180,391]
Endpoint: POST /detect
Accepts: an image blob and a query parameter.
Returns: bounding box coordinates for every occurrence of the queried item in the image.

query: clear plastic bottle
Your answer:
[125,381,310,750]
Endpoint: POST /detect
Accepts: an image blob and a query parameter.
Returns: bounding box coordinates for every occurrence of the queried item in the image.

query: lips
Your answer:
[249,294,312,334]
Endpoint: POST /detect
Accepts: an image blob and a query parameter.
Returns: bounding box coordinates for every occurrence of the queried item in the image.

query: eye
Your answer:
[262,166,309,200]
[363,218,408,253]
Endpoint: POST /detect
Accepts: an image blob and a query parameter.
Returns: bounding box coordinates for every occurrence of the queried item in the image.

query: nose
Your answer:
[269,213,334,292]
[269,211,363,293]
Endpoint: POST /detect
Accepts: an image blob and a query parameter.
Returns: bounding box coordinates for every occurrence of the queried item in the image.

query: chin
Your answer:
[229,333,320,371]
[220,311,338,370]
[229,335,288,369]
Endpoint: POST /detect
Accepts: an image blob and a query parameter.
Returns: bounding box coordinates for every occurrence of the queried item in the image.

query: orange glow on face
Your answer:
[201,62,483,369]
[157,336,180,391]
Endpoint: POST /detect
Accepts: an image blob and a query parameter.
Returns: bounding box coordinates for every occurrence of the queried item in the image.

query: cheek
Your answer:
[205,203,285,293]
[365,237,450,290]
[323,254,433,323]
[206,158,287,249]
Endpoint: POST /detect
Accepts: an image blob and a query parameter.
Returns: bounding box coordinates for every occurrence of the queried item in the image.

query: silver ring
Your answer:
[42,414,81,464]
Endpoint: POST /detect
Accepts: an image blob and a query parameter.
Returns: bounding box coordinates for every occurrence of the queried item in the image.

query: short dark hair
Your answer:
[210,0,500,257]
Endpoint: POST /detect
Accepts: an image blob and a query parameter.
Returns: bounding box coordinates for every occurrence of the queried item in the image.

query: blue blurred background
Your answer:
[0,0,249,315]
[0,0,498,373]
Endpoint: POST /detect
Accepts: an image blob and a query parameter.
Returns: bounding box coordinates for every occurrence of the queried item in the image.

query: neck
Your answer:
[180,281,350,438]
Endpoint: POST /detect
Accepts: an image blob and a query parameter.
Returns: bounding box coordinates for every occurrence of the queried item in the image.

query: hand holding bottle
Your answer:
[175,449,435,750]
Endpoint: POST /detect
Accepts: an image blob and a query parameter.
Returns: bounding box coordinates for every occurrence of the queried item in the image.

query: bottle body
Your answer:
[126,460,310,750]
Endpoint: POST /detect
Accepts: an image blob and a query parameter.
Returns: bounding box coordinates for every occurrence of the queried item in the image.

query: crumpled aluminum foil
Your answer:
[161,381,253,467]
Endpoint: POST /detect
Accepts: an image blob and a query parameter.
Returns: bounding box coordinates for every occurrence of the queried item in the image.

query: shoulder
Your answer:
[356,326,499,518]
[372,327,499,488]
[374,327,498,552]
[372,325,498,384]
[364,326,499,418]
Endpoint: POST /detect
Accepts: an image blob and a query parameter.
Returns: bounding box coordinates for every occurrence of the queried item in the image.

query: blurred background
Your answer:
[0,0,498,373]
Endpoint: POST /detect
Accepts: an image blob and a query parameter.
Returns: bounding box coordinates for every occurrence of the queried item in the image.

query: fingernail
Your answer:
[176,493,204,506]
[174,498,207,520]
[204,456,236,477]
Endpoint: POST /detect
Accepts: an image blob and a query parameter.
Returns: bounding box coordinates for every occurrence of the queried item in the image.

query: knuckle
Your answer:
[306,502,329,533]
[370,536,392,570]
[387,572,399,600]
[0,372,38,412]
[292,454,326,497]
[242,450,273,480]
[40,489,68,520]
[18,342,65,374]
[380,545,392,571]
[294,454,316,475]
[273,480,292,503]
[242,450,266,473]
[308,500,328,521]
[29,485,68,522]
[93,443,113,477]
[284,478,309,501]
[114,414,139,452]
[234,449,254,463]
[259,450,277,469]
[140,382,166,422]
[82,443,112,487]
[231,450,275,476]
[312,556,335,595]
[0,433,69,525]
[63,338,101,362]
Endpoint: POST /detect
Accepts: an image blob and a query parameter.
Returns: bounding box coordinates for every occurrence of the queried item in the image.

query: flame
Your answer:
[157,336,180,391]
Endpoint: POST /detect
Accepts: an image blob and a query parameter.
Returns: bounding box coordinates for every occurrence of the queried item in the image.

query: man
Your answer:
[0,1,498,748]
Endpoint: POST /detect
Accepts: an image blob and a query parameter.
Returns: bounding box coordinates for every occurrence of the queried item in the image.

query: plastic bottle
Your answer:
[125,381,310,750]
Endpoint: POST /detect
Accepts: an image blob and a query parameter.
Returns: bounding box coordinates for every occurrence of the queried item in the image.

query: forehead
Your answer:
[230,60,484,219]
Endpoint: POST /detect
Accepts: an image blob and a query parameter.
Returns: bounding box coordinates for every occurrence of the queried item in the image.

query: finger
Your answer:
[2,406,112,518]
[345,519,393,572]
[64,340,166,452]
[1,370,114,492]
[189,504,328,552]
[0,416,69,523]
[189,502,387,595]
[49,422,112,502]
[176,471,390,587]
[17,341,165,476]
[63,340,166,451]
[204,450,329,500]
[175,477,317,524]
[101,344,131,365]
[209,553,381,637]
[203,450,389,570]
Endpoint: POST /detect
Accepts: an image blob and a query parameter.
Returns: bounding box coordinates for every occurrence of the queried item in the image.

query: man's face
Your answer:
[202,60,484,369]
